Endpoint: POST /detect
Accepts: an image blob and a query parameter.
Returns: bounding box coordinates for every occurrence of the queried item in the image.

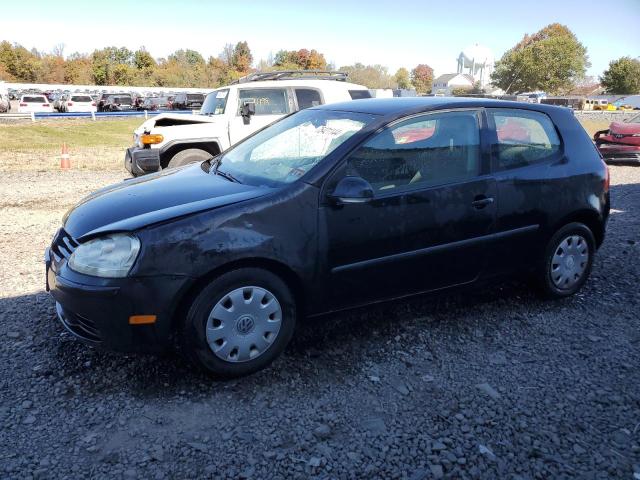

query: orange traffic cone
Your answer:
[60,143,70,170]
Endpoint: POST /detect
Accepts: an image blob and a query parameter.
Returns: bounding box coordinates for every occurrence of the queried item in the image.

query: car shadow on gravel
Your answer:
[3,279,540,398]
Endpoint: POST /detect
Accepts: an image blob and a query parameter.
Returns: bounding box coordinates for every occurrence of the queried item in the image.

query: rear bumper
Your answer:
[46,248,191,353]
[124,147,161,176]
[597,144,640,164]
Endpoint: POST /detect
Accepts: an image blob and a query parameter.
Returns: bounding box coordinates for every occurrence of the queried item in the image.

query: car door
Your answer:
[321,109,496,308]
[483,108,566,276]
[228,88,293,146]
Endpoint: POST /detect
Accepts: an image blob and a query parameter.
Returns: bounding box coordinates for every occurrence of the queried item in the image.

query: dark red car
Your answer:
[594,113,640,164]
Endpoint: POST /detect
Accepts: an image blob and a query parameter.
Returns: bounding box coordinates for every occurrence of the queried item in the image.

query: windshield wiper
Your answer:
[211,157,241,183]
[216,169,241,183]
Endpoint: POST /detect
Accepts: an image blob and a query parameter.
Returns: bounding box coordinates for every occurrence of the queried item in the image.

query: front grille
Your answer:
[56,303,102,343]
[51,228,79,264]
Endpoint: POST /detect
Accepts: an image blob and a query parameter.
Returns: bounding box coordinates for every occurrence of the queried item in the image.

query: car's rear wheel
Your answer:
[179,268,296,378]
[167,148,212,169]
[537,222,595,299]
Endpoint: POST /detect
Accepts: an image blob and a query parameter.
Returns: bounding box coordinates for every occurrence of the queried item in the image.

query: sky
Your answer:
[1,0,639,79]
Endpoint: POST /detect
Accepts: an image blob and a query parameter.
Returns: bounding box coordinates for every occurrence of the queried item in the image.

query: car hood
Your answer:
[63,163,271,241]
[134,113,219,134]
[609,121,640,135]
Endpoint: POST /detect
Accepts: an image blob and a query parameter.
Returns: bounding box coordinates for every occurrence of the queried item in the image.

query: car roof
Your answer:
[313,96,565,116]
[215,79,368,91]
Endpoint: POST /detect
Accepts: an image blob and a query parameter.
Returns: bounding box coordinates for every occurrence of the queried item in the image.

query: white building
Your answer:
[431,73,475,96]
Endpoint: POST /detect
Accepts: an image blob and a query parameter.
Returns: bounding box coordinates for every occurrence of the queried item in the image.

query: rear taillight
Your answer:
[20,103,27,106]
[43,104,50,107]
[67,102,73,106]
[91,102,96,106]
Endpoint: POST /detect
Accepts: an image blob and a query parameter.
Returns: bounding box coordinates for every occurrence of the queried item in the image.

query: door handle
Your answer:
[471,196,494,209]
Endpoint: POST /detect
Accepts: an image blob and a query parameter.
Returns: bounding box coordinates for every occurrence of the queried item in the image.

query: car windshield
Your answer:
[71,95,92,102]
[201,89,228,115]
[212,109,377,187]
[24,96,46,103]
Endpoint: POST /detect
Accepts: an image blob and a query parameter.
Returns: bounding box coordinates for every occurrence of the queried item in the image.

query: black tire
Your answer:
[536,222,595,299]
[167,149,212,169]
[179,268,296,378]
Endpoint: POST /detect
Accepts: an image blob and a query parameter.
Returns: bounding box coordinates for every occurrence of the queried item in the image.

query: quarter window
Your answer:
[489,109,561,170]
[295,89,322,110]
[346,111,481,192]
[237,88,290,116]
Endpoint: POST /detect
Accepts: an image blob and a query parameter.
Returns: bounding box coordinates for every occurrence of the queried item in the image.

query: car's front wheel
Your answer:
[180,268,296,378]
[167,148,212,169]
[537,222,595,299]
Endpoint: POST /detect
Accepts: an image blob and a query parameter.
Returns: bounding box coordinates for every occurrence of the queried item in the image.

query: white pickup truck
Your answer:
[124,71,372,176]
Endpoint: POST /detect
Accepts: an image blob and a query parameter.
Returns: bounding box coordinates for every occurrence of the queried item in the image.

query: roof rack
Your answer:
[231,70,349,84]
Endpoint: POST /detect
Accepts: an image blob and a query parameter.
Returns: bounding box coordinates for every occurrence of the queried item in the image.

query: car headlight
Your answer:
[68,234,140,278]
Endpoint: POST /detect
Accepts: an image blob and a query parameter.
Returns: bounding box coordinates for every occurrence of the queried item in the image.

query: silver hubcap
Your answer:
[206,286,282,363]
[550,235,589,289]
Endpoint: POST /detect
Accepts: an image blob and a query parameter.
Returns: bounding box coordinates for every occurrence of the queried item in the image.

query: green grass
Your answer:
[0,118,141,153]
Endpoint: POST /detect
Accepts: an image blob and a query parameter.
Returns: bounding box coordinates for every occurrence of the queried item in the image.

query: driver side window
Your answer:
[237,88,290,116]
[346,111,481,193]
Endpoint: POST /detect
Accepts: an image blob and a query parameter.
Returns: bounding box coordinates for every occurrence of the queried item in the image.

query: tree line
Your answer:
[1,26,638,94]
[0,40,435,93]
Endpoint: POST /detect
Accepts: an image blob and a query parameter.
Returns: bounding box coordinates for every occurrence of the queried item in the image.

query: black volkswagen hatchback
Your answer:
[46,98,610,377]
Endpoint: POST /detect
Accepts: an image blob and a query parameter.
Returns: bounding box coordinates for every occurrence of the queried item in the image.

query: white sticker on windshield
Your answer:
[216,91,228,98]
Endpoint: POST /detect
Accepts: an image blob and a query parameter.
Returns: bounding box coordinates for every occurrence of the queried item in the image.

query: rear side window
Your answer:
[238,88,290,115]
[488,109,561,170]
[349,90,372,100]
[295,89,322,110]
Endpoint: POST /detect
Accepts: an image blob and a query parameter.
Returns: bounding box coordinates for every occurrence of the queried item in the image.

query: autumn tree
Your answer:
[600,57,640,94]
[411,64,433,94]
[63,53,92,84]
[339,63,393,88]
[273,49,327,70]
[231,41,253,74]
[491,23,589,94]
[393,68,411,89]
[91,47,134,84]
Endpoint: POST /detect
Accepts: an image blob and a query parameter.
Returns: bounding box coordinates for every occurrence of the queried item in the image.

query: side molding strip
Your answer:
[331,224,540,274]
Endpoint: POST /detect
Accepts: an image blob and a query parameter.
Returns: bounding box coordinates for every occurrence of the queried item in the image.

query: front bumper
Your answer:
[124,147,161,176]
[45,247,191,353]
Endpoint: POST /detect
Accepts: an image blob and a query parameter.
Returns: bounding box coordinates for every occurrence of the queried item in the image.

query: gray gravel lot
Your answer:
[0,167,639,479]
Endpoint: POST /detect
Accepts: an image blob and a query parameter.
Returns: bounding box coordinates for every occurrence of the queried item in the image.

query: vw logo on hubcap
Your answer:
[565,256,575,269]
[236,315,255,335]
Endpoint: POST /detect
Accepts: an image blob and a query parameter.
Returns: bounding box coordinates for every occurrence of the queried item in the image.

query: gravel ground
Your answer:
[0,166,639,479]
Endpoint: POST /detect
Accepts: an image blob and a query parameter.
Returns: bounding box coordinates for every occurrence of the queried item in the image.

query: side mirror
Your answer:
[327,176,374,205]
[241,101,256,125]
